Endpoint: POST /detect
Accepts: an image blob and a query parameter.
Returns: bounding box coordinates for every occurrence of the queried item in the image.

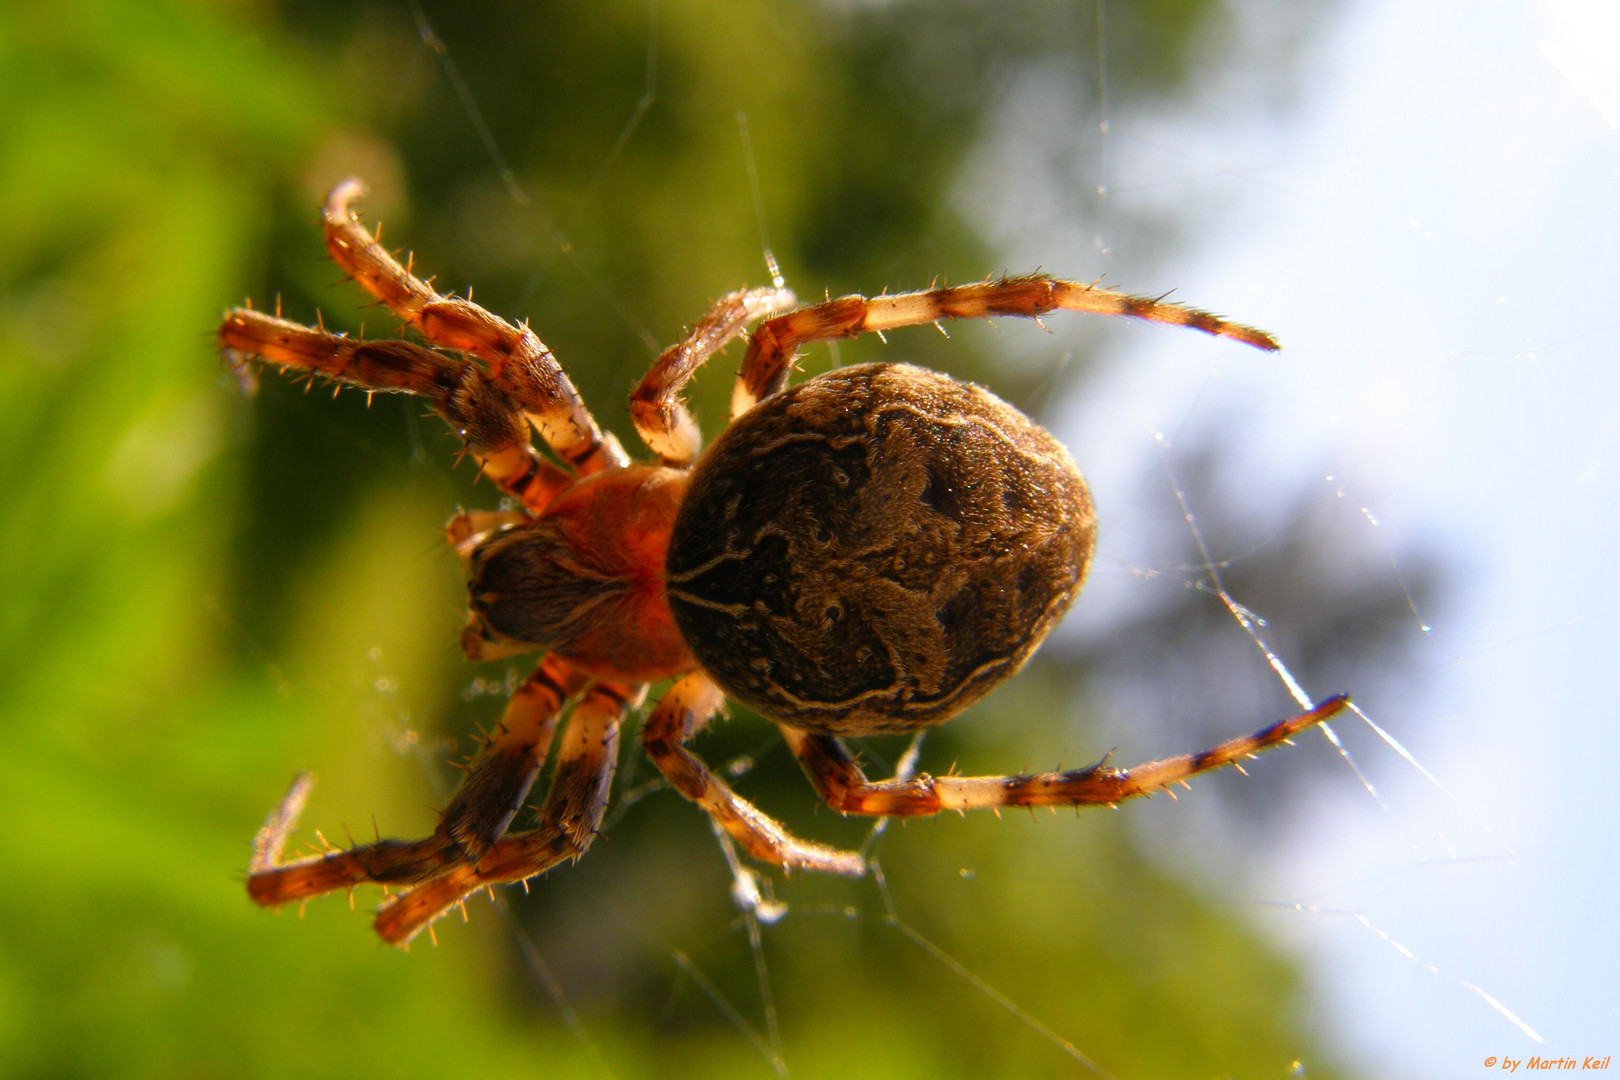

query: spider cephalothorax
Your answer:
[223,178,1347,946]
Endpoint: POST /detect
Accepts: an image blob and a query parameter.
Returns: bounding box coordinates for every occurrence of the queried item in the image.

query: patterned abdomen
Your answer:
[665,363,1095,736]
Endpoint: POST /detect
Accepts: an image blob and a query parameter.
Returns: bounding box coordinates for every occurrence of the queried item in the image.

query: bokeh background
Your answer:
[3,0,1615,1077]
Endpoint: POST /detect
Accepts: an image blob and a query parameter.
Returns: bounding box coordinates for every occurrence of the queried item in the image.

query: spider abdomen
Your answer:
[665,363,1095,737]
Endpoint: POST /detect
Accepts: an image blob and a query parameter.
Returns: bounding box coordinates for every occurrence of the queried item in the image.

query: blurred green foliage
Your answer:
[0,1,1372,1076]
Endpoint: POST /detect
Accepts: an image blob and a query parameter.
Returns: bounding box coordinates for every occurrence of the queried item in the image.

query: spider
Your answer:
[221,178,1349,947]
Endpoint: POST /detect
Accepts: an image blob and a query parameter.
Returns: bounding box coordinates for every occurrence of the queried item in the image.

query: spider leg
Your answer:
[436,655,591,860]
[641,672,865,876]
[246,788,463,906]
[778,695,1350,816]
[320,178,627,475]
[627,286,797,465]
[219,308,573,512]
[371,681,635,945]
[445,508,528,557]
[733,274,1281,416]
[246,656,587,907]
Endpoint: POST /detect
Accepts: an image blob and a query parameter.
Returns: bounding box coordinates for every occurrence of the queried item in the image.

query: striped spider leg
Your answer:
[779,696,1350,817]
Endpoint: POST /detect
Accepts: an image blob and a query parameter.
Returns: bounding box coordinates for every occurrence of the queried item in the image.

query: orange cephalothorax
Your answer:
[226,178,1348,948]
[462,465,693,682]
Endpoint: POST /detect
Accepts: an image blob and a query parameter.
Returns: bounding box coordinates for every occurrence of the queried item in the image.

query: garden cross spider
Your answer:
[222,178,1348,946]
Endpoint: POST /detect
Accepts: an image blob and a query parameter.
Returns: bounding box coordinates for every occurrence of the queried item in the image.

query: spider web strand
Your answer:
[869,862,1117,1079]
[668,945,789,1078]
[1278,902,1544,1045]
